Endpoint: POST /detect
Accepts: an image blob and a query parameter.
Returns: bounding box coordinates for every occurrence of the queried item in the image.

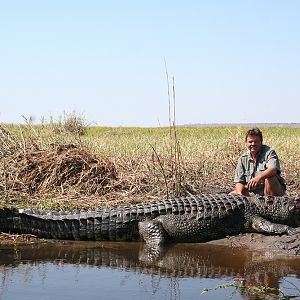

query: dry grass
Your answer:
[4,143,116,195]
[0,123,299,210]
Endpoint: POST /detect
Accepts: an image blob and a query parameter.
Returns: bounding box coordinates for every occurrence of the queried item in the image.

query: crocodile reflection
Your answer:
[1,242,300,298]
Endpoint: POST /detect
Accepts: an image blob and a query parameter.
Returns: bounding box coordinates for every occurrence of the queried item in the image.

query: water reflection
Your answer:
[0,242,300,300]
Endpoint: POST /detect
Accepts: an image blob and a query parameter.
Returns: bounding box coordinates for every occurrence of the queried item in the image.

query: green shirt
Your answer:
[234,145,284,195]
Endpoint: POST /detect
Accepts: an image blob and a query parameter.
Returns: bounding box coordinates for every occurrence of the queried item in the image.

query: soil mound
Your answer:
[3,144,117,195]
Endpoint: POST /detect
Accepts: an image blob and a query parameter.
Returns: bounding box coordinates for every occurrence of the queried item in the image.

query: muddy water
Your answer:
[0,242,300,300]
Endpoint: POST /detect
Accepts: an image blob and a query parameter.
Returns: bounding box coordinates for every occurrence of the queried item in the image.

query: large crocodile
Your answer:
[1,194,300,244]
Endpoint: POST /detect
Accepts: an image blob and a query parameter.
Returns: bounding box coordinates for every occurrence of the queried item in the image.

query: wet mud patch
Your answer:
[209,232,300,256]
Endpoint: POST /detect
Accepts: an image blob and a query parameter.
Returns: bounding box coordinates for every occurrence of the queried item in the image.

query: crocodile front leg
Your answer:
[250,215,300,235]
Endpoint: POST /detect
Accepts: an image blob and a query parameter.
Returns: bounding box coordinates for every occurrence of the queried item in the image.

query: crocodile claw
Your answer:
[287,227,300,235]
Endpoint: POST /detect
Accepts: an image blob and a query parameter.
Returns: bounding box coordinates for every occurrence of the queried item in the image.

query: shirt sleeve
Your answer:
[234,157,246,184]
[266,149,281,172]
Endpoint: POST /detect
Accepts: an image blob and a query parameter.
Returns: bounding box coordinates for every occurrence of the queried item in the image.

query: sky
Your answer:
[0,1,299,127]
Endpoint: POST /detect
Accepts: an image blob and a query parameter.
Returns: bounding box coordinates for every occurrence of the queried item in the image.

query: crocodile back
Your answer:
[1,194,248,241]
[2,194,299,242]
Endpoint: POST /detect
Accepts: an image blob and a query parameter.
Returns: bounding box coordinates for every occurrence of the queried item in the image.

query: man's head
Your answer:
[245,128,263,157]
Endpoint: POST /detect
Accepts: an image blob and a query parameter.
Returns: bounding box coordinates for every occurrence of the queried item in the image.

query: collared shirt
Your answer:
[234,144,284,195]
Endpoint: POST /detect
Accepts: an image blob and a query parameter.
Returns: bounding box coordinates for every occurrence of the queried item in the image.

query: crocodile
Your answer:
[1,194,300,244]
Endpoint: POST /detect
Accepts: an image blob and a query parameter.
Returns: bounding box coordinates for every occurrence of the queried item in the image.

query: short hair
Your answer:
[245,127,263,142]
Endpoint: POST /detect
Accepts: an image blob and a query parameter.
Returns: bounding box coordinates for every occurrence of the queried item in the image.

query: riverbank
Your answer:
[0,233,46,246]
[2,231,300,257]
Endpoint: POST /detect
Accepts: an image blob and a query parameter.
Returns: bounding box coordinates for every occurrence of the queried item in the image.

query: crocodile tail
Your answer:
[0,208,20,234]
[0,207,144,241]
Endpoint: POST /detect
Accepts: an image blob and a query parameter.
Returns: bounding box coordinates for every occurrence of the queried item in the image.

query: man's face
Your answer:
[246,135,262,157]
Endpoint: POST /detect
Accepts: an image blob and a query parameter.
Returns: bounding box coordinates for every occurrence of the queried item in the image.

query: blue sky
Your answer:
[0,1,299,127]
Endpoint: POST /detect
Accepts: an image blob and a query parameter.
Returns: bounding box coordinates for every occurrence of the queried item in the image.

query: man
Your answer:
[231,128,286,196]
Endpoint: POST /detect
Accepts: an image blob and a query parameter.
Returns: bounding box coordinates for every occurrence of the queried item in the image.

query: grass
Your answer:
[83,126,300,192]
[0,123,299,210]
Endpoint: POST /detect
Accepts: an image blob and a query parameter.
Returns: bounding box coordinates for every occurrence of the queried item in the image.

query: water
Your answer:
[0,241,300,300]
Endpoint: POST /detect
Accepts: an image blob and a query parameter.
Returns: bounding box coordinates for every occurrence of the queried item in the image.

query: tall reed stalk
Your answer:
[159,62,184,197]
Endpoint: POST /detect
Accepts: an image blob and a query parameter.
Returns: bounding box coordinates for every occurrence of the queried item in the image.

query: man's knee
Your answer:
[264,176,285,196]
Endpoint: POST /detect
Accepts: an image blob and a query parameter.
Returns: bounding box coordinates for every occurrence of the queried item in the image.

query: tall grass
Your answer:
[85,126,300,194]
[0,123,299,209]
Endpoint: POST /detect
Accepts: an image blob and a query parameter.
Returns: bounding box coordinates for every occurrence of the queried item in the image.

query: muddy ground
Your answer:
[209,232,300,256]
[0,233,46,246]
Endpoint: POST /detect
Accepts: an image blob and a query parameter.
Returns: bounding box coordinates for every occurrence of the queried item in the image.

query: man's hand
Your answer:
[230,182,250,196]
[247,167,277,191]
[247,176,262,190]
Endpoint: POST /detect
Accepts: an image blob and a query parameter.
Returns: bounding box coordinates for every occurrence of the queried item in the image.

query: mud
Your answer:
[209,232,300,256]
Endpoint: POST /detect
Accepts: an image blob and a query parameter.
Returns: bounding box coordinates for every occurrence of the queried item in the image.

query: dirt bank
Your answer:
[0,233,46,246]
[209,232,300,256]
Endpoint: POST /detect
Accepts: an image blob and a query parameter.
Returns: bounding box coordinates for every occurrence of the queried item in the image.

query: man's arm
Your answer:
[247,167,277,190]
[231,182,249,196]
